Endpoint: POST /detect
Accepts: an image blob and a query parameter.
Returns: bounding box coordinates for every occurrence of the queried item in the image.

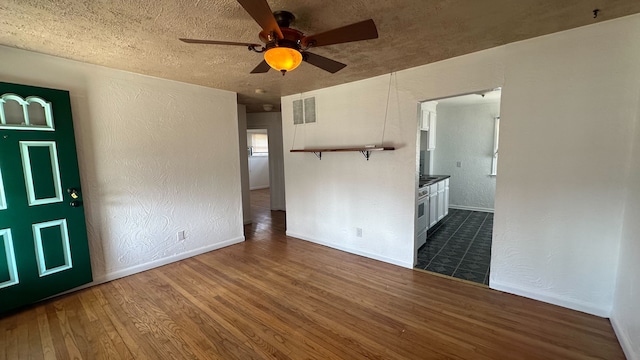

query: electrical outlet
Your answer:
[456,161,462,168]
[356,228,363,237]
[177,230,186,241]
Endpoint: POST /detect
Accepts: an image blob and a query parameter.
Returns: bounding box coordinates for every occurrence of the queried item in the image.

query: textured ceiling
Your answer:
[1,1,640,112]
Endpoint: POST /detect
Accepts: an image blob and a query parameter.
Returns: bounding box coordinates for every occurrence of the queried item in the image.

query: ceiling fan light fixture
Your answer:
[264,46,302,74]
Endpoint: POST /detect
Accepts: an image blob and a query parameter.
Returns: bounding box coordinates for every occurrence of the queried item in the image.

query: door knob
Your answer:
[70,200,82,208]
[67,188,80,199]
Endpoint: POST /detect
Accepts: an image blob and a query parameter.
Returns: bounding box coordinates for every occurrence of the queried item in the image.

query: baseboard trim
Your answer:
[611,316,638,360]
[449,205,494,213]
[490,279,610,317]
[95,236,245,283]
[249,185,270,190]
[61,236,246,295]
[286,231,413,269]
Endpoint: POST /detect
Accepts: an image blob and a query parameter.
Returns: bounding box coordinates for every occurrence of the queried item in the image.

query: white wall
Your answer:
[248,155,270,189]
[282,77,421,268]
[248,156,270,189]
[612,96,640,360]
[491,16,640,317]
[433,101,500,211]
[282,14,640,324]
[0,45,244,283]
[246,112,286,211]
[237,105,251,224]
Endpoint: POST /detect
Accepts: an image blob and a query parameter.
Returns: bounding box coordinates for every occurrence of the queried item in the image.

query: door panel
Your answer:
[0,168,6,210]
[0,82,92,314]
[0,228,19,289]
[20,141,63,206]
[33,219,72,277]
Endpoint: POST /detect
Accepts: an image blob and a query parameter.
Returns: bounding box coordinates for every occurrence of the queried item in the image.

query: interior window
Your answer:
[250,133,269,156]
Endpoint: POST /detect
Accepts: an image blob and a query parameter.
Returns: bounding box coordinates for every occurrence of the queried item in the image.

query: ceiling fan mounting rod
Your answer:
[273,10,295,28]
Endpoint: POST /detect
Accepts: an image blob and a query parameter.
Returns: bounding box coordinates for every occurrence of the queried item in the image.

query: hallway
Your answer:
[244,188,286,240]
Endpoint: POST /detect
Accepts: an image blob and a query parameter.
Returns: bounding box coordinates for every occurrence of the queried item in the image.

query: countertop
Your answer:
[419,175,450,188]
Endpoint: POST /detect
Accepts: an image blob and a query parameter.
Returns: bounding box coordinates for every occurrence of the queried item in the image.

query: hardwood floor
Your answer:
[244,188,286,239]
[0,188,624,359]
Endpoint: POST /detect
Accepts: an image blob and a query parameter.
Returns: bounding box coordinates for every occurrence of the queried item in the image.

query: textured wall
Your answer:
[491,16,640,316]
[0,45,243,282]
[433,101,500,211]
[282,14,640,325]
[612,95,640,360]
[282,74,420,268]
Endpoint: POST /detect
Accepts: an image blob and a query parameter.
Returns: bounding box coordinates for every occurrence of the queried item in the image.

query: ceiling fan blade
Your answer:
[237,0,283,40]
[179,38,260,47]
[303,52,346,73]
[250,60,271,73]
[301,19,378,48]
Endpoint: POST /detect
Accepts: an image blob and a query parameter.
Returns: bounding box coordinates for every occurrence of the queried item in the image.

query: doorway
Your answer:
[246,129,274,233]
[247,129,270,191]
[415,88,501,286]
[238,108,286,235]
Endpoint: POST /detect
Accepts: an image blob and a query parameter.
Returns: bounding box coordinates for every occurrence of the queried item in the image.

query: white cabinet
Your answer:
[429,184,438,228]
[420,109,434,131]
[420,110,437,150]
[444,178,449,216]
[437,181,446,221]
[425,178,449,229]
[420,101,437,150]
[427,112,436,150]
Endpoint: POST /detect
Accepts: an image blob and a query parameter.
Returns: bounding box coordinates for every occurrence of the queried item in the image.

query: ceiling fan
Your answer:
[179,0,379,75]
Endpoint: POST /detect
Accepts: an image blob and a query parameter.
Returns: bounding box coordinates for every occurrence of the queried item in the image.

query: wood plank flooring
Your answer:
[0,188,625,359]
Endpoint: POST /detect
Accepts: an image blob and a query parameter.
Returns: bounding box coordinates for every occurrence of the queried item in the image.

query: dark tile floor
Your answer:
[415,209,493,285]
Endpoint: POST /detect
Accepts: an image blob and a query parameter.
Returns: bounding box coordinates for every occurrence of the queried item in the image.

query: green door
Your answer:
[0,82,92,314]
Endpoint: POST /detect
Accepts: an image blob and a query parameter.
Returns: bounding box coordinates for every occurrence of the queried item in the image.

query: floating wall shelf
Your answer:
[290,147,395,160]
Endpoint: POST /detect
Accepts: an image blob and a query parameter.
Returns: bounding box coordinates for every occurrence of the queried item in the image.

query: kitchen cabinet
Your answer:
[424,177,449,229]
[427,112,436,150]
[437,181,445,221]
[420,111,437,150]
[420,109,432,131]
[444,178,449,216]
[429,183,438,228]
[420,101,438,151]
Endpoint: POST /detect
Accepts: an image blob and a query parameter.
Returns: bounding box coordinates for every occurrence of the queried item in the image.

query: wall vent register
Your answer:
[293,96,316,124]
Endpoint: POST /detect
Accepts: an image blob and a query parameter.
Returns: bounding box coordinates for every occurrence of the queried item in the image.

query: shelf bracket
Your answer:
[313,151,322,160]
[360,150,371,161]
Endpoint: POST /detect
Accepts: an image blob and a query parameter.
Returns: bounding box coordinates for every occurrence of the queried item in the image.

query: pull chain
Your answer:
[380,72,394,146]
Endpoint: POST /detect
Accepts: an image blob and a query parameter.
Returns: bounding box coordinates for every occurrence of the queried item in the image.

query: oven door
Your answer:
[417,195,429,248]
